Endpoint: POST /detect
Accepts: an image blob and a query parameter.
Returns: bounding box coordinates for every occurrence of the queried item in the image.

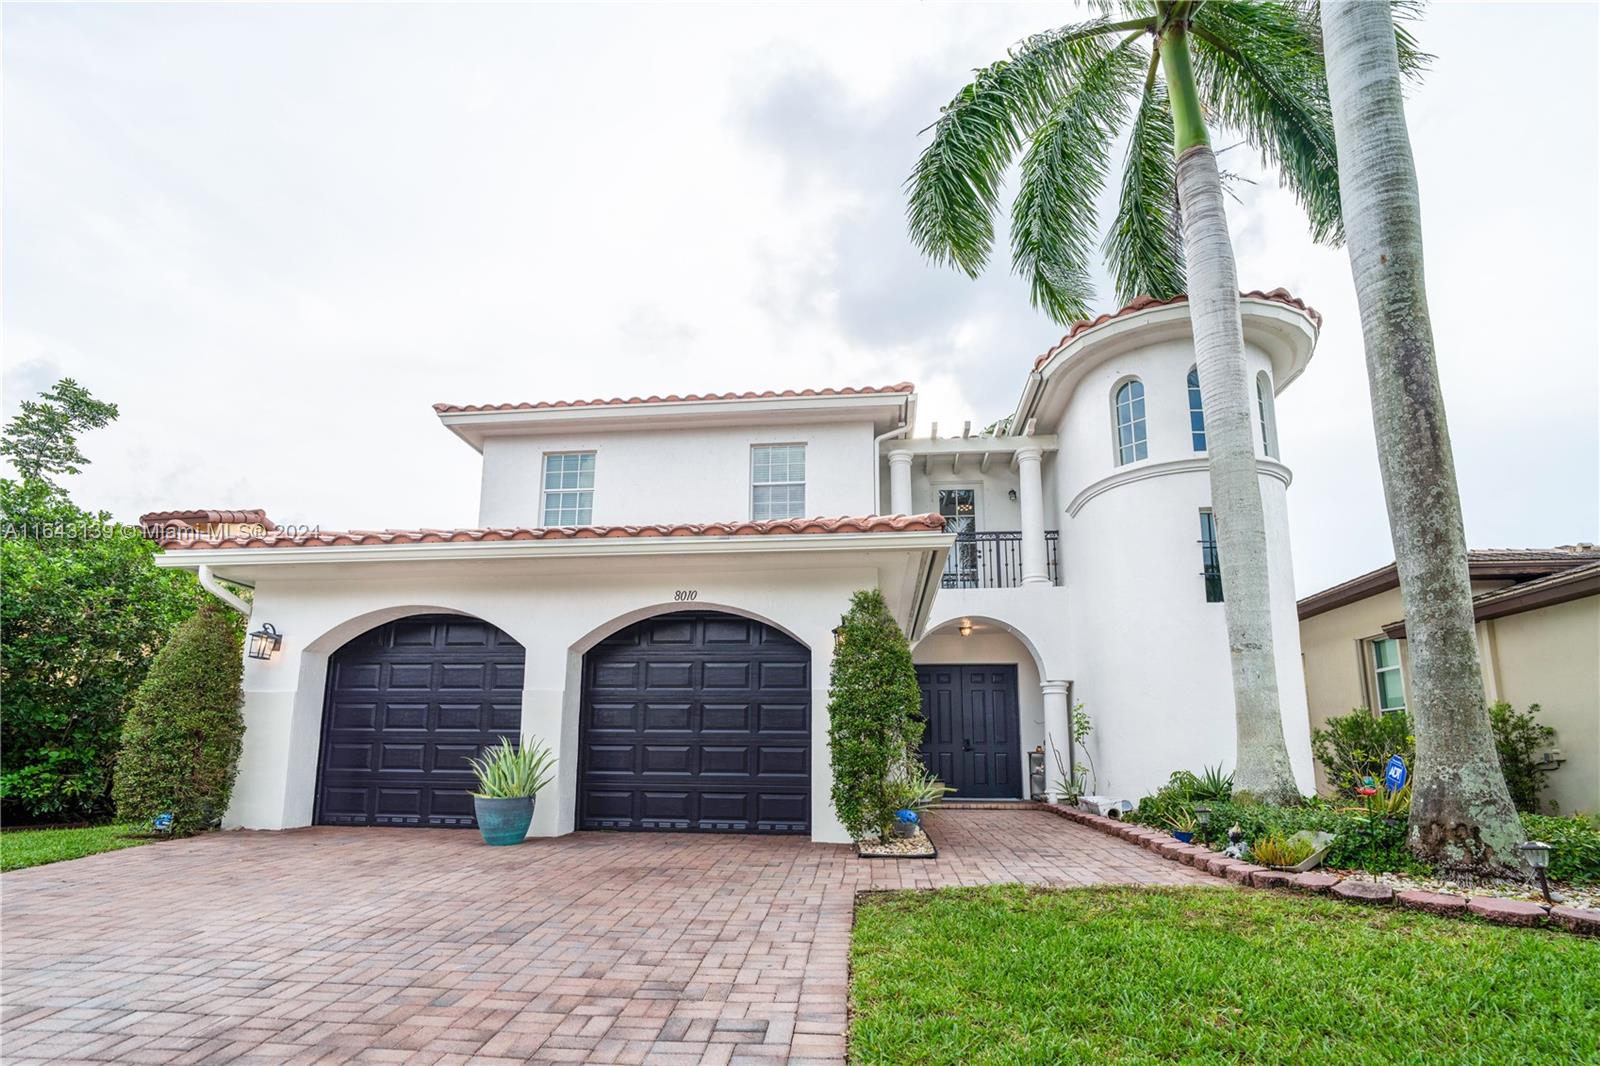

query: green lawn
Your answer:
[0,823,152,872]
[850,885,1600,1066]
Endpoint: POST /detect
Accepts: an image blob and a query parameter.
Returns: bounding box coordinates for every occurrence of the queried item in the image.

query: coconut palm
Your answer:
[908,1,1411,801]
[1320,1,1522,874]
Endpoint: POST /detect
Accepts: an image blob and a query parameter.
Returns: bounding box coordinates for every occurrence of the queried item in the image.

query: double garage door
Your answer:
[315,611,811,834]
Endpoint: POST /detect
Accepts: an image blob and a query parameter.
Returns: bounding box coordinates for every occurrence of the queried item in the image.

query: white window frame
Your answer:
[1370,636,1406,715]
[541,451,595,526]
[1256,371,1279,459]
[1112,377,1149,466]
[750,443,806,521]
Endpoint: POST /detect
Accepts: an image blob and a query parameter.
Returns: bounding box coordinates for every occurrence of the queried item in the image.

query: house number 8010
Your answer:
[673,590,699,601]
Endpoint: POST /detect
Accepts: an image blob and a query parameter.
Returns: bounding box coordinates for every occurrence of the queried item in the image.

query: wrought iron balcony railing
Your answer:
[940,530,1060,589]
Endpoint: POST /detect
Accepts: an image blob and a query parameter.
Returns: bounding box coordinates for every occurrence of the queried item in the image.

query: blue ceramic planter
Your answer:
[474,795,535,846]
[1173,830,1194,844]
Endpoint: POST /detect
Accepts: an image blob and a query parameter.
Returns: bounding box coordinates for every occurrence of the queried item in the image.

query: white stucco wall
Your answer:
[478,421,878,527]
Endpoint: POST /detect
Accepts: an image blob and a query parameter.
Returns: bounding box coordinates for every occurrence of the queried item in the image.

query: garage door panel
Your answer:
[580,611,809,835]
[315,615,525,829]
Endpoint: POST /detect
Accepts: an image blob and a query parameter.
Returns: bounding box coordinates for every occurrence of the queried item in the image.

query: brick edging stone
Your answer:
[1035,802,1597,937]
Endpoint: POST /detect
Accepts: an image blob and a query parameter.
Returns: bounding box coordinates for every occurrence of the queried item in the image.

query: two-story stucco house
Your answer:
[147,289,1321,843]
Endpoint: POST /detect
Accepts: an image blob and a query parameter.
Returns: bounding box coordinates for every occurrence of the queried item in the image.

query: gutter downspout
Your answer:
[199,565,253,616]
[871,393,915,514]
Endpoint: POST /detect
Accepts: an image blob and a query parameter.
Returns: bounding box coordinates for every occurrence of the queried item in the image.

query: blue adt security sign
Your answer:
[1384,755,1408,792]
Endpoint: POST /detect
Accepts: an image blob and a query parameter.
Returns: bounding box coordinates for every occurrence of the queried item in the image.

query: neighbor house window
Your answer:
[752,444,806,520]
[1187,366,1207,452]
[1198,509,1223,602]
[1114,379,1148,465]
[542,452,595,525]
[1256,371,1278,458]
[1372,637,1405,715]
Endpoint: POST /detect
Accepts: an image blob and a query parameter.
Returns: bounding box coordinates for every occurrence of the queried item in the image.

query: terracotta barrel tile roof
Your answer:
[1031,289,1322,370]
[152,513,946,551]
[433,382,915,415]
[139,508,277,530]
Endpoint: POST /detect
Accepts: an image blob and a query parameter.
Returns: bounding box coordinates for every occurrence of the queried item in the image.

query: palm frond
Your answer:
[1103,71,1185,305]
[1188,0,1343,245]
[906,17,1154,277]
[1009,36,1147,323]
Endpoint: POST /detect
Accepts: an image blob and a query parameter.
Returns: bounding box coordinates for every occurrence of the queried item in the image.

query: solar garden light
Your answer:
[1518,840,1553,903]
[247,622,283,661]
[1194,804,1212,831]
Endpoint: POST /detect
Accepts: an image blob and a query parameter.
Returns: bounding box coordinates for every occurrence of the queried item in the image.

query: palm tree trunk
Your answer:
[1161,24,1300,804]
[1321,1,1522,875]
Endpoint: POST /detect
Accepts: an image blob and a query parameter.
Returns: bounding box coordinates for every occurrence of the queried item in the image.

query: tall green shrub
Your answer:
[113,603,245,834]
[826,589,923,840]
[1311,708,1414,797]
[1489,701,1556,813]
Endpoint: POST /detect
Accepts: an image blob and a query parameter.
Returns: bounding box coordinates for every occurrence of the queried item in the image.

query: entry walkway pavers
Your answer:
[1,809,1210,1064]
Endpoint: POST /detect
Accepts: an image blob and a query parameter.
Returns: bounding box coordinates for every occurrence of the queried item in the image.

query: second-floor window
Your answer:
[542,451,595,525]
[1114,379,1148,465]
[1198,509,1223,602]
[752,443,806,520]
[1257,371,1279,459]
[1187,366,1207,452]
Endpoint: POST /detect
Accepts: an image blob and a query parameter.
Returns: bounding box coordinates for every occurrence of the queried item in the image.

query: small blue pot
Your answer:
[1173,830,1194,843]
[474,795,535,846]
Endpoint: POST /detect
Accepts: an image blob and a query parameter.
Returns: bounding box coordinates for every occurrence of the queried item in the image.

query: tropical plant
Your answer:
[2,383,204,822]
[884,759,954,816]
[1312,707,1415,797]
[467,738,557,799]
[1342,782,1412,819]
[112,603,245,835]
[827,589,925,839]
[1250,832,1314,869]
[1486,702,1556,814]
[906,2,1416,803]
[1320,1,1520,875]
[1050,701,1097,802]
[1166,809,1198,834]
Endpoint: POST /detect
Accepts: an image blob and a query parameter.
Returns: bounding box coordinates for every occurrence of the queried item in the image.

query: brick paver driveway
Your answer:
[3,809,1209,1064]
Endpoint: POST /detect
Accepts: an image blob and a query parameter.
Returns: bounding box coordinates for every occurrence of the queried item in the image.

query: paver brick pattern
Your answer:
[2,809,1210,1065]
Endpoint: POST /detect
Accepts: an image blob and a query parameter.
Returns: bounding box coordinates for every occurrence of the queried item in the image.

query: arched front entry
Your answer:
[579,610,810,834]
[314,613,526,828]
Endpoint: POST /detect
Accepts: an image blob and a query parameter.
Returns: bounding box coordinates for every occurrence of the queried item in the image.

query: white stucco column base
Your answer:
[1040,680,1072,802]
[1016,446,1049,586]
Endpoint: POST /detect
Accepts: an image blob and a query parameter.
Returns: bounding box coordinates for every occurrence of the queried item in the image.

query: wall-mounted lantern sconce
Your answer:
[832,625,846,651]
[1008,489,1018,501]
[958,619,973,638]
[247,623,284,661]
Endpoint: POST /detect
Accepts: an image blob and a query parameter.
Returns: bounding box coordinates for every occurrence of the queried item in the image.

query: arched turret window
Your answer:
[1113,378,1148,465]
[1187,366,1206,452]
[1256,371,1279,458]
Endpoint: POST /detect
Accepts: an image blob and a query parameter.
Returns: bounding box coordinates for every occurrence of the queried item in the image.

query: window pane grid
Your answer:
[1114,380,1148,465]
[1198,510,1223,602]
[542,452,595,525]
[1373,638,1405,714]
[752,445,806,520]
[1187,367,1207,452]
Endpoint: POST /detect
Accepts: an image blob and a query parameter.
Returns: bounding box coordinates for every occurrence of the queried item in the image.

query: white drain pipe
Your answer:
[199,565,252,616]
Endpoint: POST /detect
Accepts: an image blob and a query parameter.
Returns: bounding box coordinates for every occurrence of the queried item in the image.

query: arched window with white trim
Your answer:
[1113,378,1148,465]
[1256,371,1279,459]
[1187,366,1206,452]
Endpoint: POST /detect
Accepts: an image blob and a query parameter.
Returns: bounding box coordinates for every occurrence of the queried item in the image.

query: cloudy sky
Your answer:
[4,2,1596,594]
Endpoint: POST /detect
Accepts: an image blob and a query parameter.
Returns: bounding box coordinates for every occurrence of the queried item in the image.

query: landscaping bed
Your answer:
[850,884,1599,1065]
[0,824,152,872]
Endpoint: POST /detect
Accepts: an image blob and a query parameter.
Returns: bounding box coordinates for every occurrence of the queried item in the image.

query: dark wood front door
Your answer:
[915,664,1020,799]
[315,614,525,827]
[579,611,810,834]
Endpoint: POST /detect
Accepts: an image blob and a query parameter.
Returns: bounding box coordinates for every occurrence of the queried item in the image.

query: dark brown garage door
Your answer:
[315,614,525,827]
[579,611,810,834]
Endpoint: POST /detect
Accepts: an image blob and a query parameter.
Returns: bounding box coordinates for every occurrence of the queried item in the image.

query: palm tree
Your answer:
[908,1,1379,803]
[1320,2,1522,875]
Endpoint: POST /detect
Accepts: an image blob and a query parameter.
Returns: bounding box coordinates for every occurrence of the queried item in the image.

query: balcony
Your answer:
[941,530,1060,589]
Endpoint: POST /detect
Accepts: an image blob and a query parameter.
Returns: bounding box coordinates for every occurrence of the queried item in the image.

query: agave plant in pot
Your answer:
[466,737,557,846]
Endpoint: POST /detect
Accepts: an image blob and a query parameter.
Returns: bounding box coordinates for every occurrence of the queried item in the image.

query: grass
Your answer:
[850,885,1600,1066]
[0,823,152,872]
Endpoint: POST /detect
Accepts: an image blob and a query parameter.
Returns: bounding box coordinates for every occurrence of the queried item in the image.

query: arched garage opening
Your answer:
[314,613,526,828]
[579,610,811,834]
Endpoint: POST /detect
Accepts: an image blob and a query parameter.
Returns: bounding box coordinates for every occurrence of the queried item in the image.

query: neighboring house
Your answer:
[145,289,1321,843]
[1298,547,1600,814]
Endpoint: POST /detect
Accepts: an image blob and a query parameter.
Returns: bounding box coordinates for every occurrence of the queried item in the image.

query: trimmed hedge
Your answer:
[112,602,244,835]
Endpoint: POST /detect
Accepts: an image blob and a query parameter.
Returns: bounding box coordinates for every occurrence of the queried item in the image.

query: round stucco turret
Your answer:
[1016,291,1320,800]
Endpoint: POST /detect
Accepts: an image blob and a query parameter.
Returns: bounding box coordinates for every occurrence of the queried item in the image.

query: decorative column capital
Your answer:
[1040,679,1071,697]
[887,449,914,466]
[1014,445,1045,465]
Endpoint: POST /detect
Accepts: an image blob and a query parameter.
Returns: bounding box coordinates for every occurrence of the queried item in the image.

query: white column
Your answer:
[1016,445,1049,585]
[1041,680,1072,802]
[888,449,914,515]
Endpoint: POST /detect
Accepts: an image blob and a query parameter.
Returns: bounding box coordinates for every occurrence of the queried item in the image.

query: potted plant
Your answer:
[466,737,557,846]
[892,809,920,838]
[1166,809,1198,843]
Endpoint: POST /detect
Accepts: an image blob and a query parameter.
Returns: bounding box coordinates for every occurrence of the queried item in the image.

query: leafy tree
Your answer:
[1,378,118,487]
[113,603,245,834]
[0,381,203,822]
[906,2,1417,802]
[827,589,925,839]
[1311,707,1414,797]
[1321,1,1522,875]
